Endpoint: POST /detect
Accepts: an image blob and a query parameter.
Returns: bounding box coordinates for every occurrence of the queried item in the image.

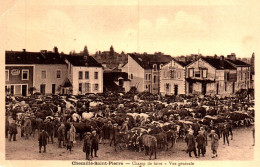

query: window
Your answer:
[5,70,9,81]
[149,74,151,80]
[79,71,83,80]
[145,74,148,80]
[225,82,227,92]
[202,69,208,78]
[159,64,163,69]
[165,83,170,92]
[85,71,89,79]
[85,83,90,92]
[170,70,175,79]
[79,83,82,93]
[177,71,181,79]
[194,70,200,77]
[154,76,156,83]
[57,70,61,78]
[153,64,157,71]
[130,74,133,80]
[41,70,46,79]
[94,72,98,79]
[22,70,29,80]
[188,69,194,77]
[226,72,230,81]
[94,84,99,91]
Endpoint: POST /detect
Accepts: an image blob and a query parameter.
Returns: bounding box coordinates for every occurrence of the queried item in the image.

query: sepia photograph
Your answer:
[1,0,258,165]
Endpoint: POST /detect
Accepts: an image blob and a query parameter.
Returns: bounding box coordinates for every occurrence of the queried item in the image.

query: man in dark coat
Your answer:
[83,132,92,160]
[5,116,9,138]
[196,130,206,157]
[222,124,229,146]
[9,120,18,141]
[45,119,55,144]
[209,130,219,158]
[110,123,119,147]
[185,130,198,158]
[38,129,49,153]
[57,123,66,148]
[91,130,99,158]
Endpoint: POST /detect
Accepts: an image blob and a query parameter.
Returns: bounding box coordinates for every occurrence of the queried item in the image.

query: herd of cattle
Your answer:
[6,92,254,160]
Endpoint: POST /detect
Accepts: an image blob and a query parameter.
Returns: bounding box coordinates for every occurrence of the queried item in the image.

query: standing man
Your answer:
[57,123,66,148]
[5,116,9,138]
[185,130,198,158]
[222,124,229,146]
[38,129,49,153]
[209,130,219,158]
[91,130,99,158]
[83,132,92,160]
[110,123,119,147]
[23,116,32,140]
[9,120,18,141]
[196,130,206,157]
[68,123,76,146]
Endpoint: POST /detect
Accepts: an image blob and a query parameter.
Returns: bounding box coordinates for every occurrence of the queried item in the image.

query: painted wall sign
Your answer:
[11,69,20,75]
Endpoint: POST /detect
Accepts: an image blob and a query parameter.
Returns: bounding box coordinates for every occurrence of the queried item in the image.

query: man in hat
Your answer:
[23,116,32,140]
[68,123,76,146]
[91,130,99,158]
[196,130,206,157]
[38,129,49,153]
[200,127,208,146]
[185,130,198,158]
[83,132,92,160]
[209,130,219,158]
[8,120,18,141]
[57,123,66,148]
[222,124,230,146]
[110,123,119,147]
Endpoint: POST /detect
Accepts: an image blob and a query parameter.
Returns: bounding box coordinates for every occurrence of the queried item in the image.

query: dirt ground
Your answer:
[5,123,254,161]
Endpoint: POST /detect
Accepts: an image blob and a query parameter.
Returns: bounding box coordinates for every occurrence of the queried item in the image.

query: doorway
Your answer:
[202,83,207,95]
[174,84,178,95]
[40,84,46,95]
[22,85,27,96]
[52,84,56,94]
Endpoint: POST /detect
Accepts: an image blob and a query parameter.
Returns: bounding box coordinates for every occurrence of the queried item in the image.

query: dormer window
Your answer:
[153,64,157,71]
[159,64,163,69]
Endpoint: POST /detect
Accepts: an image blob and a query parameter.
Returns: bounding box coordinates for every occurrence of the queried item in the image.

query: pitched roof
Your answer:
[226,59,250,66]
[175,60,194,67]
[201,57,236,70]
[64,55,103,67]
[128,53,172,69]
[6,51,66,64]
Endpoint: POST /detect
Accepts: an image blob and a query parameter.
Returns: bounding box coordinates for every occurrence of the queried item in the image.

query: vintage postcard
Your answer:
[0,0,259,167]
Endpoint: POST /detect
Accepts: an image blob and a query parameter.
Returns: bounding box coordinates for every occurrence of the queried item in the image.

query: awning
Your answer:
[61,78,72,87]
[186,77,215,83]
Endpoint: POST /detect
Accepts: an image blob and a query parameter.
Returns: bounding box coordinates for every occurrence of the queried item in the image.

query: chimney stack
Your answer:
[23,49,26,52]
[227,53,236,61]
[53,46,58,53]
[220,55,224,69]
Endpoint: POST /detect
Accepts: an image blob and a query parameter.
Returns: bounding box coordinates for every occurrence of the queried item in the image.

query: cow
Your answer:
[138,134,157,160]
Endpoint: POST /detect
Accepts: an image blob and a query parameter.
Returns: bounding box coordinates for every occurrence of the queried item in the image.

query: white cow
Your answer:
[82,112,94,120]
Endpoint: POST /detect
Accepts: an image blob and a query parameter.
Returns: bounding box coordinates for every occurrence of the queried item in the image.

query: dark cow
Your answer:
[138,134,157,160]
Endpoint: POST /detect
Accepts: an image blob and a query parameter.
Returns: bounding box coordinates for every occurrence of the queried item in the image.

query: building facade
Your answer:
[186,57,237,96]
[5,49,67,96]
[65,55,103,95]
[160,59,187,95]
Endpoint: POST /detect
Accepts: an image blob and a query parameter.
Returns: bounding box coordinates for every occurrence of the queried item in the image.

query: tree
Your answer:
[83,45,89,56]
[110,45,115,57]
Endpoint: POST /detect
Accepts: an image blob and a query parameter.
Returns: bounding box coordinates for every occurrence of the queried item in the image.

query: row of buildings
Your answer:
[5,47,253,97]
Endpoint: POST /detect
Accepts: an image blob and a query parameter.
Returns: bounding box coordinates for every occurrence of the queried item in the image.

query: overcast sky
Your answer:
[0,0,259,57]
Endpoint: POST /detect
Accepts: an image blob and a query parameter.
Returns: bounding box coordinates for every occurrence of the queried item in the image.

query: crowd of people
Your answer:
[5,91,255,160]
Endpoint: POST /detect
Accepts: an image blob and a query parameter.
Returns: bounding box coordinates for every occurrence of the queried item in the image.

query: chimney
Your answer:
[227,53,236,61]
[53,46,58,53]
[23,49,26,52]
[220,55,224,69]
